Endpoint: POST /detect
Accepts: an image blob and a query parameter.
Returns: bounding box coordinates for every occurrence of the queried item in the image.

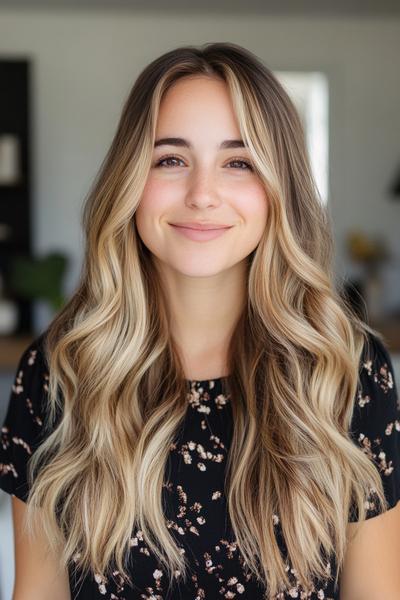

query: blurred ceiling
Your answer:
[0,0,399,14]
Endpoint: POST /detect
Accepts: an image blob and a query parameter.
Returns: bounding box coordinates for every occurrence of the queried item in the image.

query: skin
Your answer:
[135,75,268,379]
[340,500,400,599]
[11,495,70,599]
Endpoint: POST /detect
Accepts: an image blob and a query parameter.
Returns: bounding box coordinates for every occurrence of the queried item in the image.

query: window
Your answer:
[276,71,329,205]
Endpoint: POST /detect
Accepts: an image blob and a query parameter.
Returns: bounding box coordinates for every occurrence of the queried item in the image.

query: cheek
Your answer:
[135,181,166,232]
[135,179,178,252]
[138,179,162,211]
[237,184,268,225]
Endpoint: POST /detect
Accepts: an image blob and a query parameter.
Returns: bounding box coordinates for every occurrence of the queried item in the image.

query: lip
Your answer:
[170,222,232,230]
[170,223,232,242]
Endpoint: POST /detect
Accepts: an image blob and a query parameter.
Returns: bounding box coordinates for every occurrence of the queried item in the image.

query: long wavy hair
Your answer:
[23,42,387,598]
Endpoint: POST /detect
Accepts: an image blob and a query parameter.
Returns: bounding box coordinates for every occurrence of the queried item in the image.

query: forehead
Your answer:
[155,76,243,144]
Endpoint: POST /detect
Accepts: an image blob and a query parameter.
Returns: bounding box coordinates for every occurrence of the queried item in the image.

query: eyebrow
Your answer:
[154,137,247,150]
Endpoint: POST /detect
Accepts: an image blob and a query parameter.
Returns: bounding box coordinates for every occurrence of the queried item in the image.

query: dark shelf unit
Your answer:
[0,59,33,334]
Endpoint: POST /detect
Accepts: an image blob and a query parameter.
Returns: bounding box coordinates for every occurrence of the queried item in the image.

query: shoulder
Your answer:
[358,331,398,397]
[18,330,48,371]
[352,331,399,432]
[8,331,49,412]
[9,333,50,422]
[349,330,400,517]
[340,332,400,596]
[0,332,52,502]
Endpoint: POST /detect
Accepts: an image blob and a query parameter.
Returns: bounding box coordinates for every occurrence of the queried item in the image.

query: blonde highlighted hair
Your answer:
[24,42,387,598]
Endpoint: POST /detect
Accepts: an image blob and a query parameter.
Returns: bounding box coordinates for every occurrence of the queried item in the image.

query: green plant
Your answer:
[9,251,68,312]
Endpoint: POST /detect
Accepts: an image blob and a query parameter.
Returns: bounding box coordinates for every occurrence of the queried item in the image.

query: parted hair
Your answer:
[23,42,387,598]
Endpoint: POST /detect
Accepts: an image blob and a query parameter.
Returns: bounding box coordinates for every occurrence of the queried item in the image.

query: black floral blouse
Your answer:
[1,331,400,599]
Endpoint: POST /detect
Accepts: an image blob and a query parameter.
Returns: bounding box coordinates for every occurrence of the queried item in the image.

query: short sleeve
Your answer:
[348,331,400,521]
[0,333,51,503]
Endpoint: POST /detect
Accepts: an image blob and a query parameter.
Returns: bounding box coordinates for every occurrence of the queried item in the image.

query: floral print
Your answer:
[1,332,399,599]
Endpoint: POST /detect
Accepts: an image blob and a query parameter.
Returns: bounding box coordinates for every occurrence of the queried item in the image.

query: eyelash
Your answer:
[154,155,253,171]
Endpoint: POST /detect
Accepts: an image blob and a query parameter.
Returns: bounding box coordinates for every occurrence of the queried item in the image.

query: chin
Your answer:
[174,263,235,278]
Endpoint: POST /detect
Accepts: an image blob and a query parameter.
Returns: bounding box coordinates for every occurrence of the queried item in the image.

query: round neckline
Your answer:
[185,375,230,386]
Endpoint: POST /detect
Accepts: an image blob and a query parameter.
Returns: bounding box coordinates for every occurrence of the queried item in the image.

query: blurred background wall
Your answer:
[0,3,399,598]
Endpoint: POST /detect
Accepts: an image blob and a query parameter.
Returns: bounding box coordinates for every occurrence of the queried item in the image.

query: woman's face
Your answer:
[135,75,268,278]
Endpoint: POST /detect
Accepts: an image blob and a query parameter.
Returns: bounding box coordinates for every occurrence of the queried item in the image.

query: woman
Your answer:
[1,42,400,600]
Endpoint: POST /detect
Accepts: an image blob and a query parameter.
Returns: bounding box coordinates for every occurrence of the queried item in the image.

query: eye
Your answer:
[226,158,253,171]
[153,155,254,171]
[154,155,185,168]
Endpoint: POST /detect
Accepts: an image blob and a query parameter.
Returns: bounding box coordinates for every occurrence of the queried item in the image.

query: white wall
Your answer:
[0,9,399,328]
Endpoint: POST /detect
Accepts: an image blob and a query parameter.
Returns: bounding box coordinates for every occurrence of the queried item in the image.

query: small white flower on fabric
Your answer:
[94,573,107,595]
[129,536,138,546]
[183,451,192,464]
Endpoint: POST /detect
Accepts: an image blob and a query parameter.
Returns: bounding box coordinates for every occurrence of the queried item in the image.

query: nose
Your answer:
[184,169,222,209]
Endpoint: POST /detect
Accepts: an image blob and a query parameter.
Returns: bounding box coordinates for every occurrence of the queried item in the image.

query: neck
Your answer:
[156,259,247,380]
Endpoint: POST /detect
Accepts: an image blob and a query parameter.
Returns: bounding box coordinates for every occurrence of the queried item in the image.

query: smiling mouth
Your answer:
[169,223,232,230]
[169,224,233,241]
